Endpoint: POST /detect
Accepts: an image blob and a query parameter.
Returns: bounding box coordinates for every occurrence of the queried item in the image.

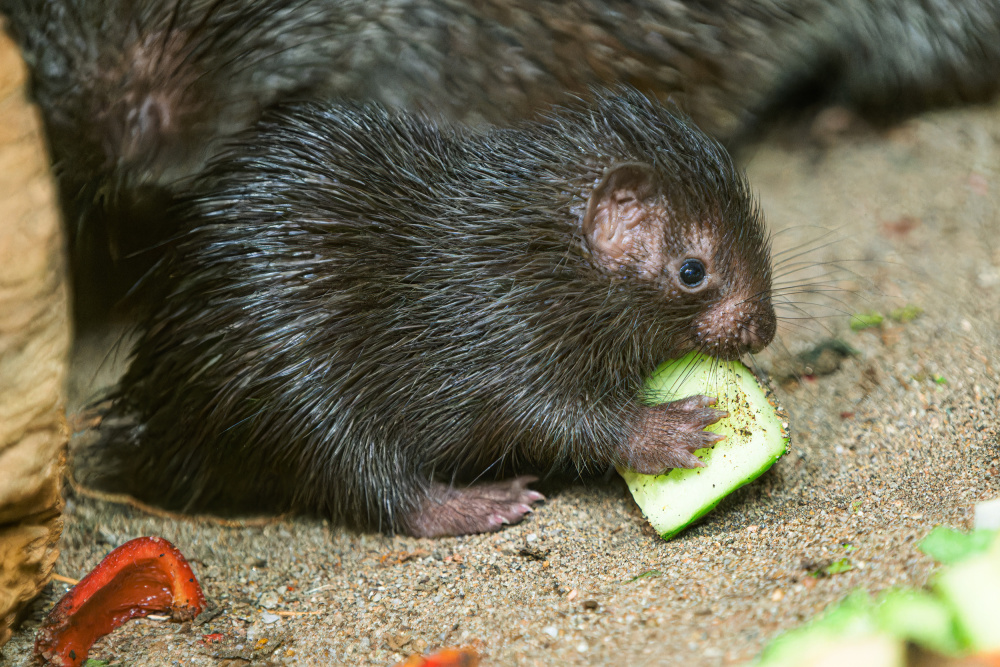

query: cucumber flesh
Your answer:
[934,553,1000,652]
[875,589,963,656]
[620,352,789,539]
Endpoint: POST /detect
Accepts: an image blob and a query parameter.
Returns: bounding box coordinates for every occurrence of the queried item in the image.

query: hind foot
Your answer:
[405,476,545,538]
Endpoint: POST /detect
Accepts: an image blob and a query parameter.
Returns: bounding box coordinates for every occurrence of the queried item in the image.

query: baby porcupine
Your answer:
[81,89,777,537]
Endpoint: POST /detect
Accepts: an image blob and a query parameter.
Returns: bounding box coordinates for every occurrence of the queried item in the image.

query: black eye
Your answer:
[678,259,706,287]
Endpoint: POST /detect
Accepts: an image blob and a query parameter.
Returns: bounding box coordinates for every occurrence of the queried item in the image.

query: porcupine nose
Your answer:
[739,304,776,353]
[696,295,776,359]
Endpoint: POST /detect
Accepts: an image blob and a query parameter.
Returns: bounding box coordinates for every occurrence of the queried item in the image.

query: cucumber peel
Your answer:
[620,351,789,539]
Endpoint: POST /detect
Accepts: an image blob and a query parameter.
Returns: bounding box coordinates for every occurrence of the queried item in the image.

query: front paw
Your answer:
[621,395,728,475]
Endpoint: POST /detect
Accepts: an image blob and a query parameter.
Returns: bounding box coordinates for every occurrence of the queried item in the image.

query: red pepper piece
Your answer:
[396,647,480,667]
[34,536,206,667]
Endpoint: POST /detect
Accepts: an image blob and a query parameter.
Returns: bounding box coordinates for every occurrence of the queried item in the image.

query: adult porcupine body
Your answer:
[0,0,342,326]
[3,0,999,327]
[81,90,777,537]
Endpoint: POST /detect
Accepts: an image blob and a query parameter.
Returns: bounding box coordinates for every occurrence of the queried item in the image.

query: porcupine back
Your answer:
[83,90,771,532]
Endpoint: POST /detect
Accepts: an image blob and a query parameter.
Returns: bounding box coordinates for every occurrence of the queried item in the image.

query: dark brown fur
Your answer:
[3,0,999,328]
[1,0,342,326]
[80,90,776,537]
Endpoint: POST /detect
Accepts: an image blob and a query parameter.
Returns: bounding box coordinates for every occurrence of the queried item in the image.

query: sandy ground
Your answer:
[3,99,999,665]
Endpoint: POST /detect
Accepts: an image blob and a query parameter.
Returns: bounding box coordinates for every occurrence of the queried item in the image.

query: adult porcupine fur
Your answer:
[81,89,777,537]
[3,0,999,327]
[0,0,342,326]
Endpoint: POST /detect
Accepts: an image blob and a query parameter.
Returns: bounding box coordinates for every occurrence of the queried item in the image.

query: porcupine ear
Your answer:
[582,163,664,277]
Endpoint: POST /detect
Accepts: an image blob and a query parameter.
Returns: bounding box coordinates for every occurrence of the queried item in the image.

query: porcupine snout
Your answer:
[695,291,776,360]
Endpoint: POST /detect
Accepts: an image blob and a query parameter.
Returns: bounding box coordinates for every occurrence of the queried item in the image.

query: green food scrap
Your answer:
[757,529,1000,665]
[935,554,1000,651]
[849,312,884,331]
[824,558,853,575]
[757,591,897,667]
[919,527,997,564]
[888,304,923,323]
[875,589,963,656]
[807,557,854,578]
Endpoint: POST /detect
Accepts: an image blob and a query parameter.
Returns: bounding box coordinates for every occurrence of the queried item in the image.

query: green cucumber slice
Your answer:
[620,351,789,539]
